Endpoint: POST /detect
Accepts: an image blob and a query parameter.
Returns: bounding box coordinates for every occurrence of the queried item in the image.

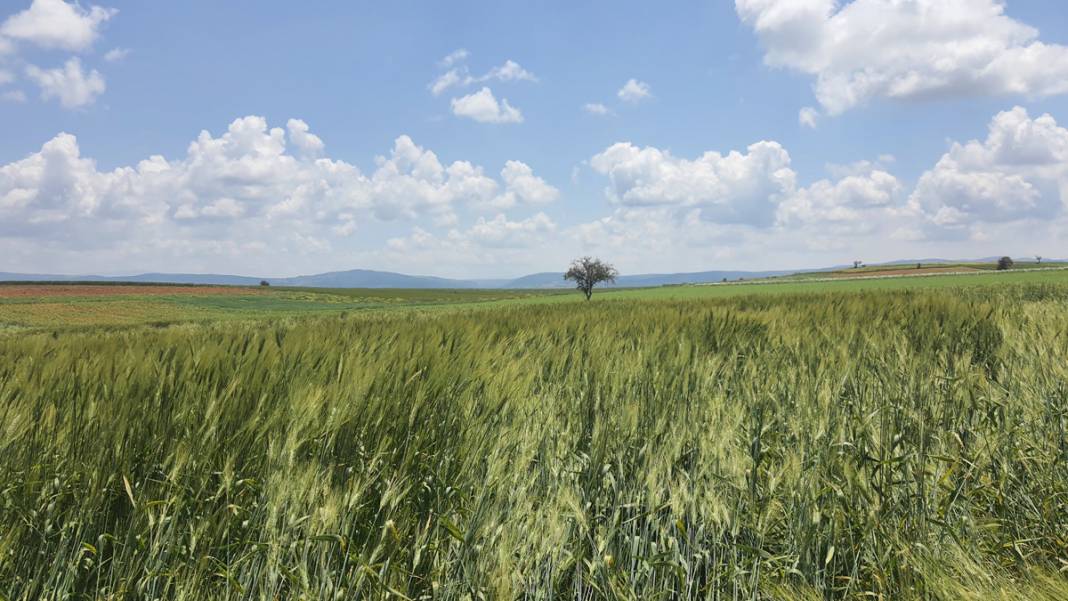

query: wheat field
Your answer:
[2,285,1067,599]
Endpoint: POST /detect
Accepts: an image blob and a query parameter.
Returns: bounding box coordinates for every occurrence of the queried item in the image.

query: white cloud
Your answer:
[439,48,469,68]
[0,115,556,262]
[466,212,556,247]
[429,58,537,96]
[1,0,116,52]
[566,207,774,273]
[286,118,325,157]
[583,102,611,116]
[388,212,557,261]
[777,167,902,232]
[9,104,1068,277]
[484,60,537,83]
[908,106,1068,235]
[450,87,523,124]
[617,78,651,103]
[589,140,796,225]
[430,69,463,96]
[799,106,818,128]
[368,134,501,221]
[825,156,896,179]
[25,57,105,108]
[103,47,128,62]
[587,137,910,251]
[736,0,1068,115]
[485,160,560,209]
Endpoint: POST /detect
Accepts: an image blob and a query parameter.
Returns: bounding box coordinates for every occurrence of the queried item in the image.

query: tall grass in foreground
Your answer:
[1,286,1067,599]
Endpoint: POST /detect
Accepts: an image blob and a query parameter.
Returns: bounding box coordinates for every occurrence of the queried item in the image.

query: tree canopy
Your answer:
[564,257,618,300]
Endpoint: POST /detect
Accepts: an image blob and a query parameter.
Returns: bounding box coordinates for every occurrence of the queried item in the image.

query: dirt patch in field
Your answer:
[831,266,981,278]
[0,284,263,299]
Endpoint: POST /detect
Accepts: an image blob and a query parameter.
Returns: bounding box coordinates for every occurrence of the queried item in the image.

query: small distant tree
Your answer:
[564,257,618,300]
[259,280,271,287]
[853,260,863,269]
[997,256,1014,271]
[916,263,922,269]
[1036,255,1043,264]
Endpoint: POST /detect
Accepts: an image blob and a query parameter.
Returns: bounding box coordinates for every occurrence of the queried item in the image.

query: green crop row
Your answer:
[1,284,1067,598]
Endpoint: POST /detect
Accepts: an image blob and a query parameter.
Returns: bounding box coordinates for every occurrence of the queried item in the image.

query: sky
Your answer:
[3,0,1068,278]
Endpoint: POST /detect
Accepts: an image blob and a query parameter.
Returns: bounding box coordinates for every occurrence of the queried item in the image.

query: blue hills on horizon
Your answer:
[0,257,1056,289]
[0,267,790,289]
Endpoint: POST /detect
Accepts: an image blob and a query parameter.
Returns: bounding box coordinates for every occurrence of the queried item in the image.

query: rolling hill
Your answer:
[2,258,1056,289]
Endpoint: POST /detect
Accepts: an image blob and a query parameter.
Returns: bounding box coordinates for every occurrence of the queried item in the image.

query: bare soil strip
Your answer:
[0,284,261,299]
[829,266,981,278]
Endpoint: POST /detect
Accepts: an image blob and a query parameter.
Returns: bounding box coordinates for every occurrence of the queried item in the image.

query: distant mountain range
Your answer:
[2,257,1059,289]
[0,268,792,289]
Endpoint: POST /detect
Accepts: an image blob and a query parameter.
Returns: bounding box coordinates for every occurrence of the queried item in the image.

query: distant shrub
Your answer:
[997,256,1014,270]
[259,280,271,287]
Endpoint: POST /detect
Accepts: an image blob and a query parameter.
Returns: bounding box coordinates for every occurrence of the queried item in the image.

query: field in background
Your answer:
[0,284,567,329]
[5,267,1068,330]
[612,266,1068,301]
[771,260,1068,281]
[2,274,1068,599]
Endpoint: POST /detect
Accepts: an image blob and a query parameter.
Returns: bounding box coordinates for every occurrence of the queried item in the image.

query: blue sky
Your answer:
[3,0,1068,277]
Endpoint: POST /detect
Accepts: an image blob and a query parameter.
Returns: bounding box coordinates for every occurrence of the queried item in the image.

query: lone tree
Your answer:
[259,280,271,287]
[853,260,863,269]
[564,256,618,300]
[997,256,1014,270]
[1036,255,1043,264]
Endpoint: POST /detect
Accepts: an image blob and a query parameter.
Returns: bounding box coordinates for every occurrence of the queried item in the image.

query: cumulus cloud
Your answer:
[909,106,1068,235]
[367,134,501,221]
[0,133,110,223]
[430,58,537,96]
[450,87,523,124]
[466,212,556,247]
[429,69,463,96]
[736,0,1068,115]
[0,115,557,263]
[583,102,611,116]
[581,106,1068,263]
[378,213,560,276]
[103,47,128,62]
[798,106,818,128]
[587,137,909,243]
[286,118,325,157]
[590,140,796,225]
[439,48,469,68]
[777,167,902,232]
[25,57,105,108]
[1,0,116,51]
[0,1,118,109]
[484,60,537,83]
[484,160,560,209]
[617,78,651,103]
[388,212,556,258]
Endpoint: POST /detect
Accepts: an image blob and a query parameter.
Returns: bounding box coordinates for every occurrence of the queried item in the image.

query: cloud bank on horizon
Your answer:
[2,0,1068,277]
